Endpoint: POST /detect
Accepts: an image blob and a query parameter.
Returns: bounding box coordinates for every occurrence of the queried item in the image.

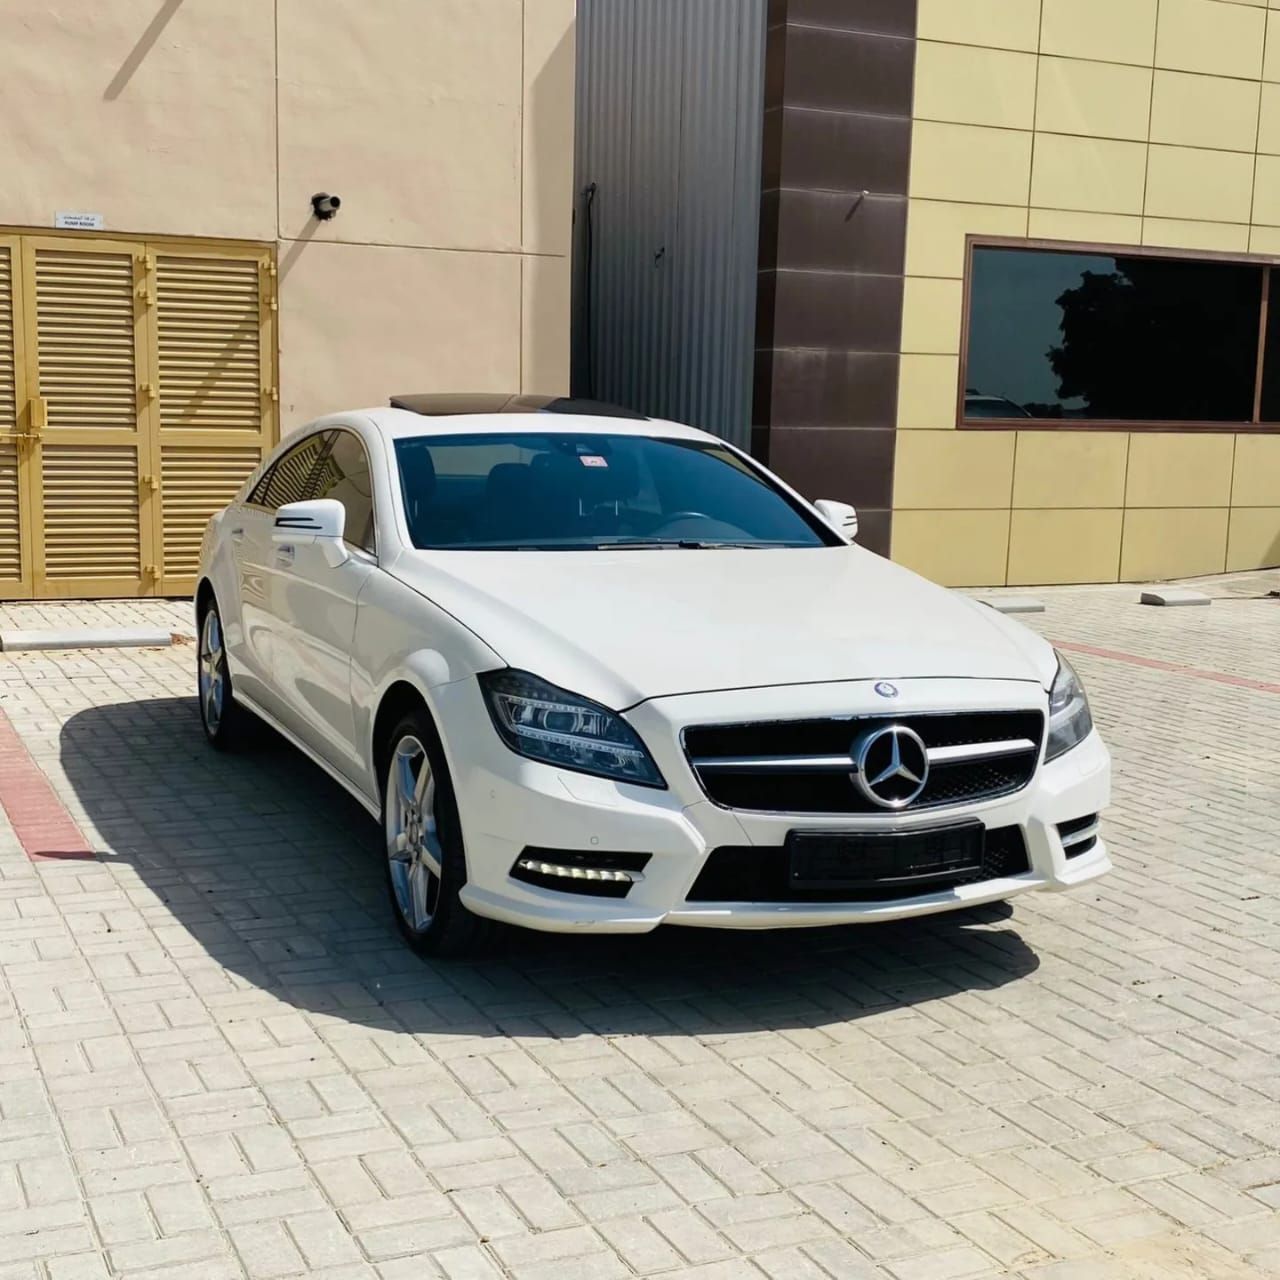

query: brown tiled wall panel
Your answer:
[754,0,918,557]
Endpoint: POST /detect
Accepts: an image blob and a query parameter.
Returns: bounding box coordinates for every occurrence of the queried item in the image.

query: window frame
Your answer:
[957,235,1280,433]
[313,427,379,559]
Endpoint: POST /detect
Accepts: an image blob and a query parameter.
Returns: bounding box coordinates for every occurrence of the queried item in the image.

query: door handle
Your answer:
[275,544,295,566]
[230,526,245,544]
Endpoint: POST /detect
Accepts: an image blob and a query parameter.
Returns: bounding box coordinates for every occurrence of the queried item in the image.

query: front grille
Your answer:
[686,826,1031,904]
[684,711,1043,814]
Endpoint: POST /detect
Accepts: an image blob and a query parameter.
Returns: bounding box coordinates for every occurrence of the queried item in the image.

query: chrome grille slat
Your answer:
[692,737,1039,773]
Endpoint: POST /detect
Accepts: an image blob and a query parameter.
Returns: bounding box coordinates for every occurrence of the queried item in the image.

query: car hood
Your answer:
[389,545,1056,708]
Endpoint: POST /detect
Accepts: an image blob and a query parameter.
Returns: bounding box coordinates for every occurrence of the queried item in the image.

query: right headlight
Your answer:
[1045,654,1093,762]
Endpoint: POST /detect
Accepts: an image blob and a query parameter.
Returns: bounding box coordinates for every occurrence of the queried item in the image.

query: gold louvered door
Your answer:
[21,236,156,598]
[0,237,34,598]
[150,246,276,596]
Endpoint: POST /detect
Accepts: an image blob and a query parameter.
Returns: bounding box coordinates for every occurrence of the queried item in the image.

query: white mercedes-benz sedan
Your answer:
[195,394,1111,955]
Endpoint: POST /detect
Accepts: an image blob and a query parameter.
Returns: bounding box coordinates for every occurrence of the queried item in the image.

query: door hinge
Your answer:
[140,382,157,401]
[144,563,159,580]
[22,397,47,437]
[141,474,159,493]
[263,386,279,403]
[135,253,155,305]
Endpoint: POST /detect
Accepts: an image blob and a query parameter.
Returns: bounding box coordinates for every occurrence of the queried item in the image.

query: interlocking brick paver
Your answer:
[1,576,1280,1276]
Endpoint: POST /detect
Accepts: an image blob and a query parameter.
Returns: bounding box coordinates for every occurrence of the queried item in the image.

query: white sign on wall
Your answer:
[54,211,104,230]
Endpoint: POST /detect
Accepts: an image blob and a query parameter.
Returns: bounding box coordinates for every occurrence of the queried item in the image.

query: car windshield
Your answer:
[394,432,836,551]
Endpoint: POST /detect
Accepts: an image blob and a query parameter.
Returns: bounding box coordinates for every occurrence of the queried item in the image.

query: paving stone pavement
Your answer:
[0,577,1279,1279]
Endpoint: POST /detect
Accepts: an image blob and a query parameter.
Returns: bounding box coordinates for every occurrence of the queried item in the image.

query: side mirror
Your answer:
[273,499,348,566]
[813,499,858,542]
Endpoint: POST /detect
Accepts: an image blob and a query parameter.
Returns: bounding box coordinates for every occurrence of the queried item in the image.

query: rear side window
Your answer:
[313,431,376,554]
[259,432,330,509]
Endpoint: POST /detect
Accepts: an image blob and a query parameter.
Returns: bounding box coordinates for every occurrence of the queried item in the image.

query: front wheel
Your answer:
[197,598,247,750]
[382,711,488,957]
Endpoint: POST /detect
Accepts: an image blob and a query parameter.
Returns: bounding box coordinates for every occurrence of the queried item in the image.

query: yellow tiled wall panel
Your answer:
[1039,0,1158,66]
[1026,210,1142,243]
[1251,154,1280,226]
[1231,434,1280,505]
[1035,58,1152,142]
[913,42,1037,130]
[891,510,1012,587]
[904,201,1026,279]
[915,0,1042,52]
[894,3,1280,585]
[1149,71,1260,153]
[897,355,961,430]
[1143,146,1256,223]
[909,121,1034,206]
[1259,83,1280,154]
[1156,0,1266,78]
[1031,134,1148,215]
[1250,225,1280,252]
[1007,509,1124,585]
[1012,432,1129,509]
[900,277,965,355]
[1265,19,1280,81]
[1141,218,1251,251]
[893,431,1015,509]
[1226,507,1280,570]
[1124,434,1235,508]
[1120,507,1229,579]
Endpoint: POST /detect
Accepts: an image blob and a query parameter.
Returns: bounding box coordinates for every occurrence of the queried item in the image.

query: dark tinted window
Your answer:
[313,431,376,554]
[965,246,1263,423]
[394,432,835,551]
[260,432,329,508]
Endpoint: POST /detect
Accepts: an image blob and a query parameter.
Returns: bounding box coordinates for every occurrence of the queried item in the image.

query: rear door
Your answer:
[270,428,378,780]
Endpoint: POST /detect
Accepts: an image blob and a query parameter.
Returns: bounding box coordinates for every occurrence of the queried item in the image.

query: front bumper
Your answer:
[435,676,1112,934]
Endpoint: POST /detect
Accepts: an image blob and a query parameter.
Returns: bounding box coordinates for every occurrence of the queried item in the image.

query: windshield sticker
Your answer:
[580,455,608,467]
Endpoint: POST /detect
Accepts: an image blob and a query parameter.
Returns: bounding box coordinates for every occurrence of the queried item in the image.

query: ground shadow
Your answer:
[58,696,1038,1037]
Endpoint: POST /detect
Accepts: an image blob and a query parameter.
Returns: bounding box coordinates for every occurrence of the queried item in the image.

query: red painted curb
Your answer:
[0,710,95,861]
[1055,639,1280,696]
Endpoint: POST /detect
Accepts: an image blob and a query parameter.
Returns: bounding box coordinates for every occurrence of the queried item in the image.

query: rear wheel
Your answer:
[197,598,247,750]
[382,710,488,957]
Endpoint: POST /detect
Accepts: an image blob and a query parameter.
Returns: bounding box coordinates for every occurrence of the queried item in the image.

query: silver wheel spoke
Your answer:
[408,859,431,929]
[395,749,417,811]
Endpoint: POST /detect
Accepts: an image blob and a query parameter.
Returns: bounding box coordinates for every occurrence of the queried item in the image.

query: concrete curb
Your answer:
[0,627,175,652]
[976,596,1046,614]
[1139,589,1212,607]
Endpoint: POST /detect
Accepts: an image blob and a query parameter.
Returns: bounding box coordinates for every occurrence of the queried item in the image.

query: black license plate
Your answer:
[787,822,984,890]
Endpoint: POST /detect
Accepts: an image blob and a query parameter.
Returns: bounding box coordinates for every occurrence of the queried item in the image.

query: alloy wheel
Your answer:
[385,734,444,931]
[199,608,225,734]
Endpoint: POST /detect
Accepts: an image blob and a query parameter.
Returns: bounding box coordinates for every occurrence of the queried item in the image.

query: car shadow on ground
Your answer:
[58,696,1039,1037]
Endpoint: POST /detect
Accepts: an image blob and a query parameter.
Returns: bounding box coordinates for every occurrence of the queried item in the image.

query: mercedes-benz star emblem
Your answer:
[874,681,899,698]
[851,724,929,809]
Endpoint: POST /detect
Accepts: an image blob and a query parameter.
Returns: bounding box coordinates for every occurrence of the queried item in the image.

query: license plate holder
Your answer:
[787,821,985,890]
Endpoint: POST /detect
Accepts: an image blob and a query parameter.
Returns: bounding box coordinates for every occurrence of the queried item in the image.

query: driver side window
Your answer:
[254,432,330,510]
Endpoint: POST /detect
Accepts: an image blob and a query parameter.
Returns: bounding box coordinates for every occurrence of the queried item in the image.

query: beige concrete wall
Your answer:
[894,0,1280,586]
[0,0,575,431]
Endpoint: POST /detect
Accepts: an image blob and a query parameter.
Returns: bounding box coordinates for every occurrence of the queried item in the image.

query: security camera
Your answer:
[311,192,342,220]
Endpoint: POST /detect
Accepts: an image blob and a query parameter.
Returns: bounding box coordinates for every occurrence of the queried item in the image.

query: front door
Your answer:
[270,429,378,782]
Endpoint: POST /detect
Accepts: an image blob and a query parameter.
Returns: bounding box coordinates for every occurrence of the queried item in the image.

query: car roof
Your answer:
[344,404,720,444]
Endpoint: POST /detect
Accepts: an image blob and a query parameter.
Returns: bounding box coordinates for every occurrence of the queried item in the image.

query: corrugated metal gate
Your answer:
[573,0,766,450]
[0,231,277,600]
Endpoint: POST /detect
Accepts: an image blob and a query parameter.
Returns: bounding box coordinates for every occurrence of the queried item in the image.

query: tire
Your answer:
[380,708,489,958]
[196,595,248,750]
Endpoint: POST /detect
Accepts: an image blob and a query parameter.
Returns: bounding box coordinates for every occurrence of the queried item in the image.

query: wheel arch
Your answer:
[371,676,439,793]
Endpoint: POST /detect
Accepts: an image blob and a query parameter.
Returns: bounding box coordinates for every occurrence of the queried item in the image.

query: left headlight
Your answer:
[1045,654,1093,762]
[479,669,666,788]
